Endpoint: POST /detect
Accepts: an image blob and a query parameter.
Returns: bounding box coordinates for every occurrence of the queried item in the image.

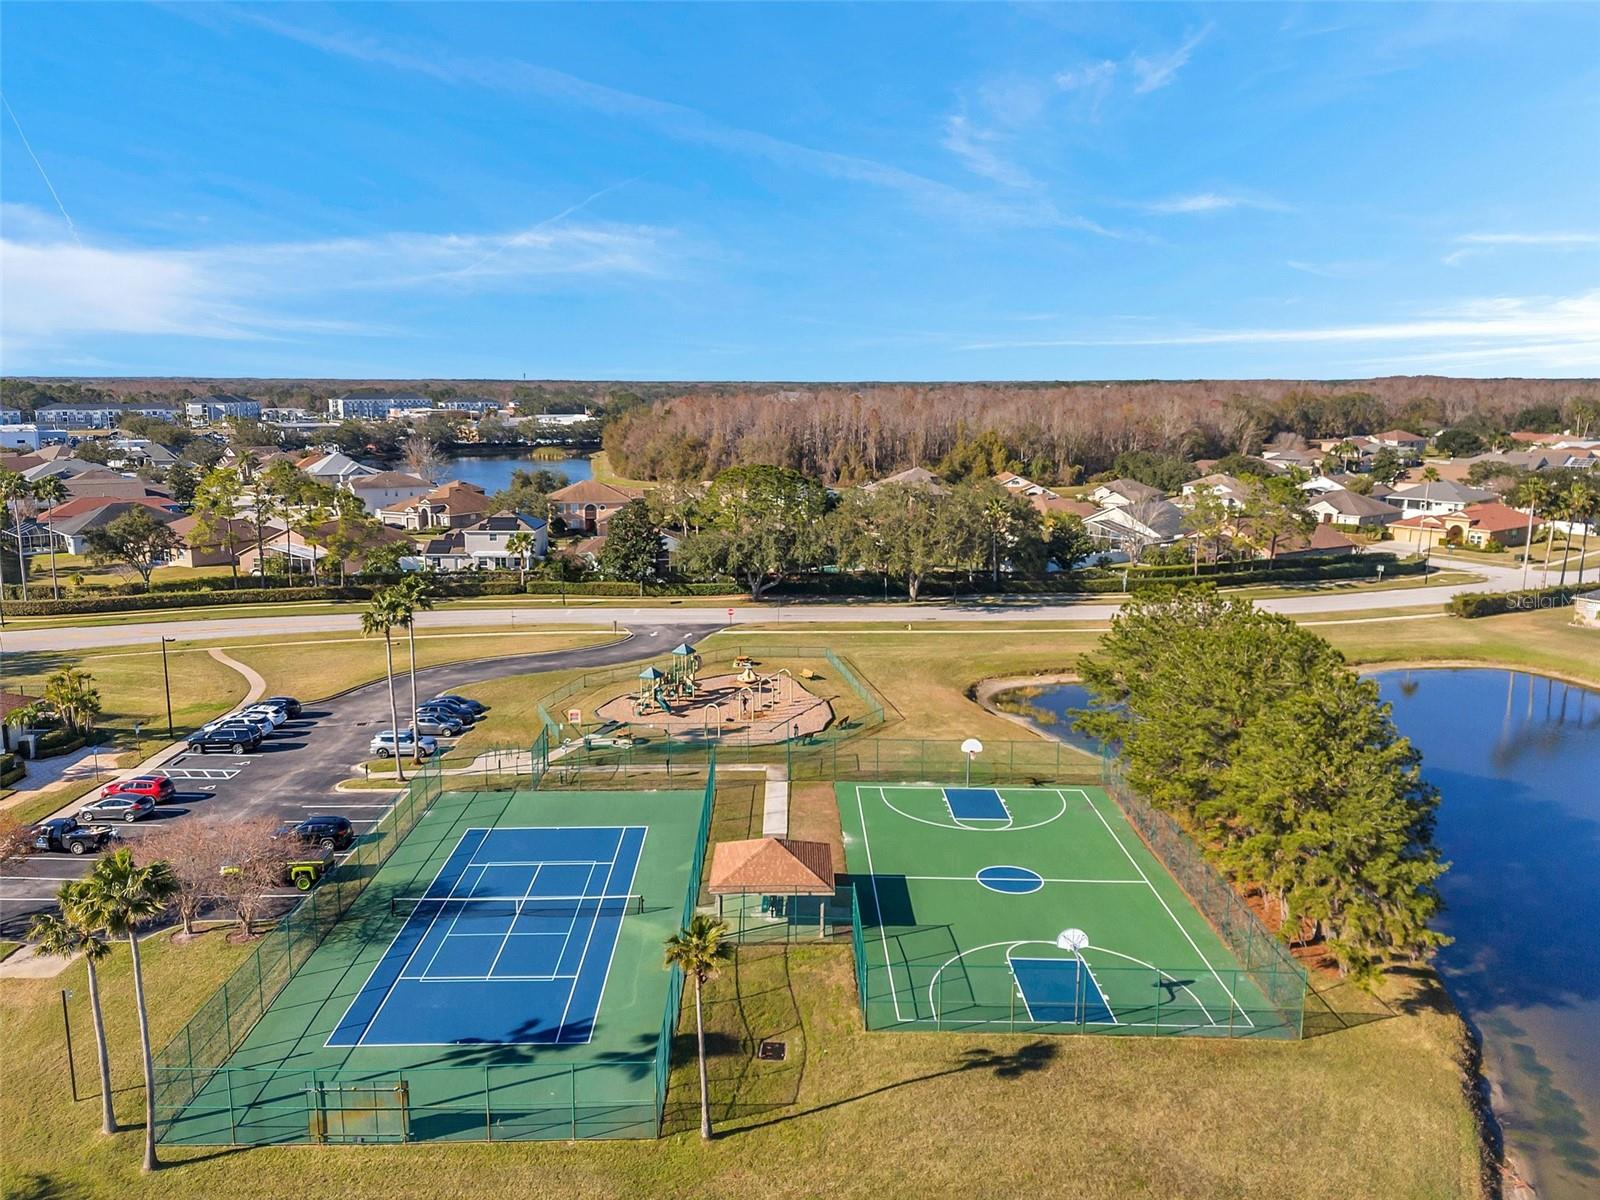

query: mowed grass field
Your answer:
[0,912,1485,1199]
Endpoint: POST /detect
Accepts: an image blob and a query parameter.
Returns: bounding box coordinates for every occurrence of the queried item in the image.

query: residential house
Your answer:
[376,480,490,530]
[55,466,174,504]
[1388,479,1495,515]
[419,512,549,571]
[297,450,378,483]
[1259,447,1323,473]
[1371,430,1429,459]
[859,466,947,494]
[0,408,19,424]
[168,515,262,568]
[1031,495,1097,520]
[36,497,181,555]
[1082,499,1184,560]
[1306,490,1401,529]
[1179,473,1252,509]
[1086,478,1166,509]
[548,480,645,534]
[185,393,261,423]
[1390,502,1540,549]
[326,390,434,420]
[993,471,1059,500]
[1270,524,1359,559]
[237,518,414,578]
[344,471,434,513]
[107,438,178,468]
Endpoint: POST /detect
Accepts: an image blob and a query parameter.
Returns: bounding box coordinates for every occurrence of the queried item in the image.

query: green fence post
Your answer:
[226,1069,238,1144]
[570,1064,578,1140]
[484,1066,493,1141]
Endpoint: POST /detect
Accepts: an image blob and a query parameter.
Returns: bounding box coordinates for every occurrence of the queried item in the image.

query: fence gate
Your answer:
[307,1081,410,1143]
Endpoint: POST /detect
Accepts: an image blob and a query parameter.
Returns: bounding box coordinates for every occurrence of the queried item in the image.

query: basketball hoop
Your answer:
[960,737,983,786]
[1057,928,1089,952]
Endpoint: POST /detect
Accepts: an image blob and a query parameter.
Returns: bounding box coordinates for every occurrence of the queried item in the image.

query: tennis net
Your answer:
[388,893,645,920]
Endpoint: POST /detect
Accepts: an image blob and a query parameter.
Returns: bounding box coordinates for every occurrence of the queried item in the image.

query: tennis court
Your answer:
[160,785,709,1144]
[839,784,1305,1038]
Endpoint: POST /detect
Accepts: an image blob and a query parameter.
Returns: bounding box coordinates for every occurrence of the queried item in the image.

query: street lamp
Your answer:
[160,637,176,739]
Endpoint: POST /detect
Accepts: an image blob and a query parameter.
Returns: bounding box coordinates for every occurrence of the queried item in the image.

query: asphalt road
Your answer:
[0,621,708,937]
[0,557,1528,653]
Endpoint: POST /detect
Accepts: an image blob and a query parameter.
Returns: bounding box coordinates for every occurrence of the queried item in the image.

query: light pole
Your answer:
[160,637,175,739]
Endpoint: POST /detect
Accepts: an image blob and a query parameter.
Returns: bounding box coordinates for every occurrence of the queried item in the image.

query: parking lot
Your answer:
[0,621,707,939]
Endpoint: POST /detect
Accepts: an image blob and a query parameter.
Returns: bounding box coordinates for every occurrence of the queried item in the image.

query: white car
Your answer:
[202,713,272,736]
[241,705,287,728]
[368,729,438,759]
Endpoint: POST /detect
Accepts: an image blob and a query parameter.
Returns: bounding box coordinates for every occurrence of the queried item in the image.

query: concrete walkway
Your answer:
[762,765,790,837]
[0,943,73,979]
[209,647,266,705]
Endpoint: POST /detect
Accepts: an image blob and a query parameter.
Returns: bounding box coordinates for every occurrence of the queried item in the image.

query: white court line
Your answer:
[902,874,1144,885]
[1069,788,1253,1028]
[859,785,907,1022]
[554,832,626,1040]
[485,864,543,979]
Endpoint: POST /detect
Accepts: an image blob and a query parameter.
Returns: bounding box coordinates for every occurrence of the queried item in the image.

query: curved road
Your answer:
[0,556,1527,652]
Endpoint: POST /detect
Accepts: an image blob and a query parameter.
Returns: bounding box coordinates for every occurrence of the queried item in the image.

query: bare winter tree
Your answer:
[131,817,231,936]
[215,817,291,939]
[404,432,446,484]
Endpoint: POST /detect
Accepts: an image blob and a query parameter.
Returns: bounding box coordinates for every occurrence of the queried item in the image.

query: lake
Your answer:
[1003,669,1600,1198]
[437,452,593,494]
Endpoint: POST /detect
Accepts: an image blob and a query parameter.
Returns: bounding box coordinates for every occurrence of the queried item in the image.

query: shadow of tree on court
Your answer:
[721,1039,1059,1136]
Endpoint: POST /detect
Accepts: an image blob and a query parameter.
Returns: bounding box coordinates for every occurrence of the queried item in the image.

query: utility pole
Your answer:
[160,636,176,739]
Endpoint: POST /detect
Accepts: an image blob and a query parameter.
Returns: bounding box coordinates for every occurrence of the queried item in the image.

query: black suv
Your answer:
[276,815,355,851]
[264,695,303,718]
[187,725,262,755]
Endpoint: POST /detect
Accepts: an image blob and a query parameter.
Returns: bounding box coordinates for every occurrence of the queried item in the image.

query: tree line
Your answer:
[601,381,1599,484]
[1074,591,1448,982]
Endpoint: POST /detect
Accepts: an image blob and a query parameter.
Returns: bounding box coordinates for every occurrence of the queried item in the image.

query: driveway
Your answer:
[0,621,709,937]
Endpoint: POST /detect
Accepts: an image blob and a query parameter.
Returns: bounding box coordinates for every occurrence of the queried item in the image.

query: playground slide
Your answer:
[653,686,676,714]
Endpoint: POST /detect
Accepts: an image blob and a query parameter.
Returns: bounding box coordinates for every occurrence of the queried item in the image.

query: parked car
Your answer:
[77,793,156,824]
[433,693,487,715]
[99,774,176,803]
[263,695,303,718]
[241,704,287,729]
[275,815,356,851]
[368,729,437,759]
[420,697,478,723]
[32,817,115,855]
[187,726,262,755]
[200,713,272,737]
[413,712,466,738]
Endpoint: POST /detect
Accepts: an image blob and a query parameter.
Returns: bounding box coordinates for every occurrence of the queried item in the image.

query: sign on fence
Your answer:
[566,709,582,724]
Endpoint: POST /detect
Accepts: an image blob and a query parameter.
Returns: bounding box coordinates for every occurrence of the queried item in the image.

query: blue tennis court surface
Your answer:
[944,787,1009,821]
[1010,956,1117,1024]
[328,825,645,1047]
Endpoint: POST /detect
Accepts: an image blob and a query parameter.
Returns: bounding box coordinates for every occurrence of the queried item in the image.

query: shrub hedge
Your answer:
[1449,585,1583,619]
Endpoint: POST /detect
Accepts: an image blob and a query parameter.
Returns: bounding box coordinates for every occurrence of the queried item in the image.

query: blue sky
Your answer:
[2,2,1596,380]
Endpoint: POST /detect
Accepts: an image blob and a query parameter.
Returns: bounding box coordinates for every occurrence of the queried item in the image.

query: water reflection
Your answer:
[1006,669,1600,1198]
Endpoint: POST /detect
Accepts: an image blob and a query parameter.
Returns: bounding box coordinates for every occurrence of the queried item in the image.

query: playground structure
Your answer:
[597,646,833,745]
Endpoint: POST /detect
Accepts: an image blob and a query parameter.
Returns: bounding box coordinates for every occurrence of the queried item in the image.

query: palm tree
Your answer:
[30,474,68,600]
[29,882,118,1134]
[74,850,178,1172]
[505,531,535,588]
[361,588,410,781]
[1417,466,1442,561]
[1513,475,1553,590]
[392,574,435,735]
[0,467,32,601]
[663,914,732,1140]
[1567,480,1597,586]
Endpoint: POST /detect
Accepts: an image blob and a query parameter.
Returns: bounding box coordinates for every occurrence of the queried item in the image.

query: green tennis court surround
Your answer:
[840,783,1306,1038]
[153,766,715,1145]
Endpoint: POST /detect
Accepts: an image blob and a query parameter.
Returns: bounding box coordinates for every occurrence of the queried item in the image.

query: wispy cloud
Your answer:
[0,205,672,354]
[1130,25,1214,94]
[1143,192,1289,215]
[941,113,1036,189]
[235,10,1103,234]
[1053,60,1119,118]
[1286,259,1376,279]
[1444,231,1600,265]
[956,291,1600,372]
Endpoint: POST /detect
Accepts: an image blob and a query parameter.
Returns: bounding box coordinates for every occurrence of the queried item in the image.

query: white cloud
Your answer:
[1054,60,1118,118]
[1143,192,1289,215]
[956,291,1600,372]
[1130,25,1214,94]
[0,207,671,354]
[942,113,1036,189]
[1444,231,1600,265]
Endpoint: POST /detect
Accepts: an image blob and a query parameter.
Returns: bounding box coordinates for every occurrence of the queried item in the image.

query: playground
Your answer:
[593,644,835,745]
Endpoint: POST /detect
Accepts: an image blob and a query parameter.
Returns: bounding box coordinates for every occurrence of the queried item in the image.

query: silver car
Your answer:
[368,729,438,759]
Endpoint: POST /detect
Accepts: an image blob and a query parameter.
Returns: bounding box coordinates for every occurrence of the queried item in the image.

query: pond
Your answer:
[1000,668,1600,1199]
[437,452,593,494]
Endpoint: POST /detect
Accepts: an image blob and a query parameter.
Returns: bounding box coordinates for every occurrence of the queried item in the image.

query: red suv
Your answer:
[99,775,176,803]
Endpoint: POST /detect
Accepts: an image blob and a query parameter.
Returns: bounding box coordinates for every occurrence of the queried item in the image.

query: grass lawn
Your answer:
[587,449,655,489]
[0,940,22,963]
[0,926,1485,1199]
